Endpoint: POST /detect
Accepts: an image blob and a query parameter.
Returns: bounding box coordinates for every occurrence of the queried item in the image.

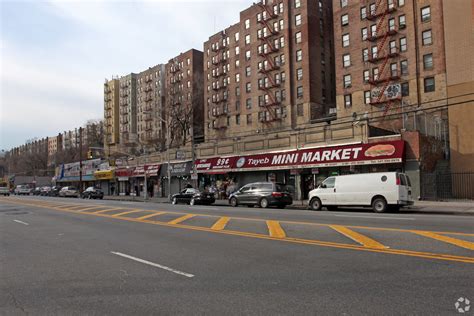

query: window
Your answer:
[235,87,240,96]
[363,70,370,83]
[342,33,350,47]
[372,68,379,81]
[246,114,252,124]
[423,53,433,70]
[246,66,251,77]
[235,47,240,55]
[295,31,302,44]
[295,14,301,26]
[295,0,301,8]
[362,48,369,61]
[235,32,240,42]
[297,86,303,98]
[296,49,302,61]
[401,82,409,96]
[322,177,335,188]
[341,0,348,7]
[422,30,432,45]
[399,15,406,28]
[398,0,405,6]
[235,73,240,83]
[389,40,397,54]
[344,94,352,108]
[390,63,398,77]
[236,114,240,125]
[297,68,303,80]
[361,27,368,41]
[424,77,435,92]
[245,19,250,29]
[371,46,378,59]
[341,14,349,26]
[388,18,395,31]
[236,100,241,111]
[245,50,251,60]
[360,7,367,20]
[400,60,408,75]
[364,91,371,104]
[245,34,251,45]
[297,103,303,116]
[343,54,351,67]
[235,60,240,67]
[400,37,407,52]
[246,98,252,109]
[246,82,251,93]
[343,74,352,88]
[421,6,431,22]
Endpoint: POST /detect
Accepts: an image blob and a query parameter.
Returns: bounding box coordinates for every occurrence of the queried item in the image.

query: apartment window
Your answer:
[235,47,240,55]
[297,86,303,98]
[246,98,252,109]
[235,32,240,42]
[342,33,350,47]
[295,0,301,8]
[343,74,352,88]
[297,103,303,116]
[401,82,409,96]
[236,114,240,125]
[372,68,379,81]
[295,31,302,44]
[344,94,352,108]
[187,58,191,65]
[423,53,433,70]
[398,0,405,6]
[245,34,251,45]
[235,60,240,67]
[245,19,250,29]
[390,63,398,77]
[236,100,241,111]
[295,14,301,26]
[388,18,395,31]
[343,54,351,67]
[235,73,240,82]
[341,14,349,26]
[361,28,368,41]
[400,60,408,75]
[389,40,397,54]
[362,48,369,61]
[236,87,240,96]
[360,6,367,19]
[245,50,251,60]
[424,77,435,92]
[370,24,377,37]
[296,49,302,61]
[371,46,378,59]
[421,6,431,22]
[297,68,303,80]
[364,91,371,104]
[400,37,407,52]
[422,30,432,45]
[399,15,406,28]
[246,114,252,124]
[363,70,370,83]
[279,36,285,48]
[246,82,251,93]
[246,66,251,77]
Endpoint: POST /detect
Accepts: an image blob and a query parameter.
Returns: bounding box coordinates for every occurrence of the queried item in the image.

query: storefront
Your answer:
[115,167,133,196]
[160,161,193,197]
[94,170,115,195]
[195,140,405,200]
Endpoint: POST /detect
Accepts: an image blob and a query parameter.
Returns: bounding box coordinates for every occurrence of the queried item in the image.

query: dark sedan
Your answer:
[81,187,104,199]
[49,186,62,197]
[171,188,215,205]
[229,182,293,208]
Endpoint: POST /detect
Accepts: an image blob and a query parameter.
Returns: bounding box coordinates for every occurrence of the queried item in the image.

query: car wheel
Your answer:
[310,198,322,211]
[230,197,238,207]
[172,197,177,205]
[259,198,269,208]
[190,198,195,206]
[372,197,387,213]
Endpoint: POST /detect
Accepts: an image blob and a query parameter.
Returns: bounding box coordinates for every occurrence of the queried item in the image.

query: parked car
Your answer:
[49,186,62,197]
[81,187,104,199]
[171,188,215,205]
[40,186,52,196]
[33,187,42,195]
[59,186,79,198]
[14,185,32,195]
[308,172,414,213]
[0,186,10,196]
[228,182,293,208]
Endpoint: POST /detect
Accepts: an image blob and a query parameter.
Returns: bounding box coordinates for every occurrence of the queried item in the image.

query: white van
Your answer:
[308,172,413,213]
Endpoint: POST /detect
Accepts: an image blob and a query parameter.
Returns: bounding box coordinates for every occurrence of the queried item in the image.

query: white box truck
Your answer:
[308,172,413,213]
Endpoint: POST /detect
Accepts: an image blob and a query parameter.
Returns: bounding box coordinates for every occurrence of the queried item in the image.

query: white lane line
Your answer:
[13,220,29,225]
[110,251,194,278]
[333,214,416,220]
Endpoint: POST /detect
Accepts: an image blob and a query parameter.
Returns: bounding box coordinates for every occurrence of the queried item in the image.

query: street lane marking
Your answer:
[168,214,196,225]
[211,217,230,231]
[136,212,166,220]
[267,220,286,238]
[110,251,194,278]
[91,208,123,214]
[112,210,145,217]
[334,214,416,220]
[62,205,90,210]
[330,225,388,249]
[13,220,29,226]
[413,231,474,251]
[76,206,103,212]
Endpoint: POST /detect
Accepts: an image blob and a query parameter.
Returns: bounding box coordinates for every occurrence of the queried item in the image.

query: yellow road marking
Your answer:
[413,231,474,251]
[330,225,387,249]
[266,220,286,238]
[75,205,103,212]
[136,212,166,220]
[113,210,145,217]
[211,217,230,231]
[91,208,122,214]
[62,205,90,210]
[168,214,196,225]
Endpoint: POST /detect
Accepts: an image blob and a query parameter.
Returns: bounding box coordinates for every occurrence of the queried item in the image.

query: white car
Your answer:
[59,186,79,198]
[308,172,414,213]
[14,185,32,195]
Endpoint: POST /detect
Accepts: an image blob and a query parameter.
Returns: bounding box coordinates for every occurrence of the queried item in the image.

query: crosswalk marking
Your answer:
[266,220,286,238]
[91,208,122,214]
[413,231,474,251]
[168,214,196,225]
[76,206,102,212]
[330,225,387,249]
[136,212,166,220]
[211,217,230,231]
[112,210,145,217]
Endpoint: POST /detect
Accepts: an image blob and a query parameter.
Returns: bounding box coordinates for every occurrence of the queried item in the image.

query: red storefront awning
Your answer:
[195,140,404,174]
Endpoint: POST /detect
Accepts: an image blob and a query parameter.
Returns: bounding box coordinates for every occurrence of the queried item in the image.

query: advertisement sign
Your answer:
[131,163,161,177]
[94,170,114,180]
[195,140,404,173]
[58,159,102,181]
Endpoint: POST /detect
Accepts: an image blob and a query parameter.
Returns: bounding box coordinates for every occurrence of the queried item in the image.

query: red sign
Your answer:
[131,163,161,177]
[115,168,133,177]
[195,140,404,173]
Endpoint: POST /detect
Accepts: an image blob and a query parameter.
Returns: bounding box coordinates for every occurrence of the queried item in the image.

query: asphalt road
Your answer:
[1,196,473,315]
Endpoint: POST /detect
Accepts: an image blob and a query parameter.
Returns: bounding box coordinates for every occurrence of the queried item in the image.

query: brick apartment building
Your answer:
[204,0,335,142]
[104,78,120,155]
[119,73,138,151]
[47,134,63,166]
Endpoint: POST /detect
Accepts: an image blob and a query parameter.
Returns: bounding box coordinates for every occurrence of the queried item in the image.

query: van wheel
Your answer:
[259,198,269,208]
[372,197,387,213]
[310,198,322,211]
[230,197,238,207]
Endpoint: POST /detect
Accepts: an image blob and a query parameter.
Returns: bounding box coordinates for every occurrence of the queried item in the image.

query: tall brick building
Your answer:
[104,78,120,155]
[203,0,335,142]
[119,73,138,151]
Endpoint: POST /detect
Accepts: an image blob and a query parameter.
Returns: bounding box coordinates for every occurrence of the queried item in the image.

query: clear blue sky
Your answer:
[0,0,252,150]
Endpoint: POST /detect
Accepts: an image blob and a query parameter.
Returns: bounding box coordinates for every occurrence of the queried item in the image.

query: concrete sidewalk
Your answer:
[102,195,474,215]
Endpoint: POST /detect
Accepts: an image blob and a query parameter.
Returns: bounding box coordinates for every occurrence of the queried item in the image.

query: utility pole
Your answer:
[79,127,83,193]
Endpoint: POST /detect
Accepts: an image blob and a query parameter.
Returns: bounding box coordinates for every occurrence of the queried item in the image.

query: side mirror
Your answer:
[320,184,327,189]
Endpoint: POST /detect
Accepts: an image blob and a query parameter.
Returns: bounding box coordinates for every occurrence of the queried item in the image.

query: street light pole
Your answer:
[79,127,83,193]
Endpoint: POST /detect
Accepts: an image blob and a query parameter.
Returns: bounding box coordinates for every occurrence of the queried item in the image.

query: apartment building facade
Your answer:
[104,78,120,155]
[119,73,138,151]
[47,134,63,166]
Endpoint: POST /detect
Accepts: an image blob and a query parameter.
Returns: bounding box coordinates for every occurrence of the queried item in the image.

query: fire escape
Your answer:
[366,0,402,118]
[257,1,283,125]
[211,33,229,132]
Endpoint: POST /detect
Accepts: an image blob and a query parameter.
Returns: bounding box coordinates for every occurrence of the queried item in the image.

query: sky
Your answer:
[0,0,253,151]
